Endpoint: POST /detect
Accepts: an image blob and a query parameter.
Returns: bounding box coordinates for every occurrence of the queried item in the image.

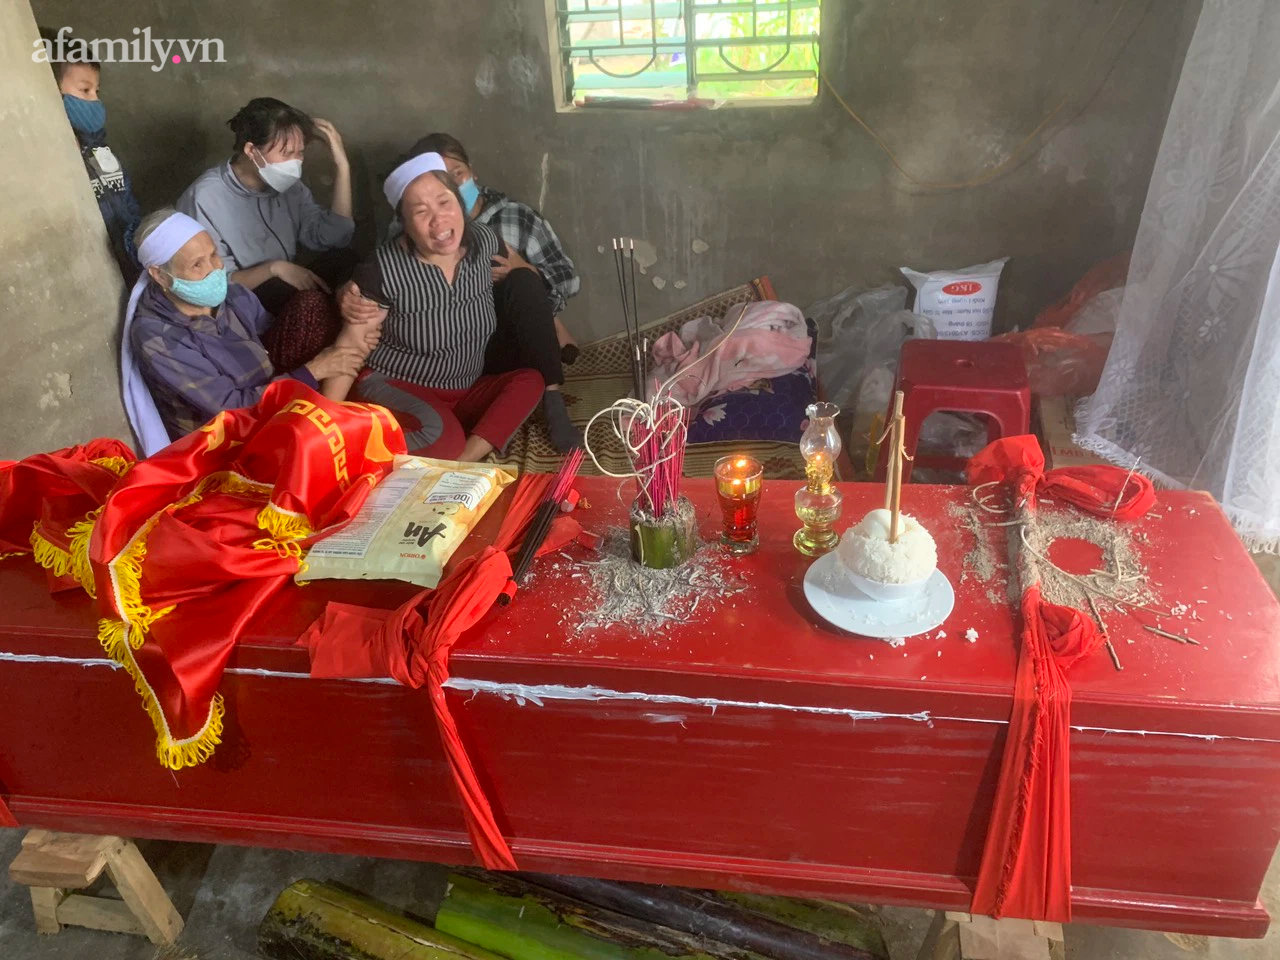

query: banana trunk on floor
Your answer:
[259,878,506,960]
[438,872,768,960]
[521,875,887,960]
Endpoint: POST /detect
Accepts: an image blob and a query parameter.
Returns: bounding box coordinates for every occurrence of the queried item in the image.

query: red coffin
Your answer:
[0,479,1277,938]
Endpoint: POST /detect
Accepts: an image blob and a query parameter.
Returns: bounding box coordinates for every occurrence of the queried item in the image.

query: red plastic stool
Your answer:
[873,339,1030,482]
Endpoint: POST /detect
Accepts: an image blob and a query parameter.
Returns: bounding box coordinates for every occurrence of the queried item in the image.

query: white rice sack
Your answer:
[900,258,1009,341]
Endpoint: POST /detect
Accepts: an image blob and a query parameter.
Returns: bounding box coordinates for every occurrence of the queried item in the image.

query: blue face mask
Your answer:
[458,178,481,215]
[167,267,228,309]
[62,94,106,134]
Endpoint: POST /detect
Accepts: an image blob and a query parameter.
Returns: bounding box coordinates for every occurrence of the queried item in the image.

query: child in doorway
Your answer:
[41,27,142,283]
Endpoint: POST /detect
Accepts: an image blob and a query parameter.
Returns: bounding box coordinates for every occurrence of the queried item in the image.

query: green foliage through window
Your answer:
[554,0,821,106]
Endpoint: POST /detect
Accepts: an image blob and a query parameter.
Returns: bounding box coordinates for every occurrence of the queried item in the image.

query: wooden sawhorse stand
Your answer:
[7,829,183,945]
[918,912,1065,960]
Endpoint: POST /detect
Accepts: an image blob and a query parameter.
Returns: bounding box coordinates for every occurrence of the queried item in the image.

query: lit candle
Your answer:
[716,455,762,498]
[714,455,763,554]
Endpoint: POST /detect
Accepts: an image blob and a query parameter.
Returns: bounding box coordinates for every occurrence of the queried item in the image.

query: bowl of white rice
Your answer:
[836,508,938,602]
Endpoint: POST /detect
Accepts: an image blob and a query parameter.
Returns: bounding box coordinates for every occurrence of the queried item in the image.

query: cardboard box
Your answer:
[1037,396,1108,469]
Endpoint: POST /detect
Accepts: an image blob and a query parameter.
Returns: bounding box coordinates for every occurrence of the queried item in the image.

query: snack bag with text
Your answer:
[302,456,516,588]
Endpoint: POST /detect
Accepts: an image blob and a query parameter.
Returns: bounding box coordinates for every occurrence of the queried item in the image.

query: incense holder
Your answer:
[629,496,698,569]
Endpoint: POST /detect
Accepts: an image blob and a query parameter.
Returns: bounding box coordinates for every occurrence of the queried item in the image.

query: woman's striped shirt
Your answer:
[363,223,500,390]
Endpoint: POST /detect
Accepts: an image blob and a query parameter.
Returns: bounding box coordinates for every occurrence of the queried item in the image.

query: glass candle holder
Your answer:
[714,455,763,555]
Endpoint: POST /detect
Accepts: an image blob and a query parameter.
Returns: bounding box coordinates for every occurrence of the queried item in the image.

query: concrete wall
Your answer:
[0,3,131,456]
[26,0,1195,349]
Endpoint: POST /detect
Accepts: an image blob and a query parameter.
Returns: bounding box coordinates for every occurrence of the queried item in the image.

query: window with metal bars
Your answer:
[552,0,821,107]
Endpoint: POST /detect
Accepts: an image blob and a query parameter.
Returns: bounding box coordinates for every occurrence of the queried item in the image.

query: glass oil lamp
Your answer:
[714,455,763,554]
[794,402,844,556]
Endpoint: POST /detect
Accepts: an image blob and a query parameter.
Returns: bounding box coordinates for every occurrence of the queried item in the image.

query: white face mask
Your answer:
[251,148,302,193]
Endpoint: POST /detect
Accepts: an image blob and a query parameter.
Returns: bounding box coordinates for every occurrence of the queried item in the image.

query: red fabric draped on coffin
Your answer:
[0,382,405,770]
[966,436,1153,921]
[297,473,581,871]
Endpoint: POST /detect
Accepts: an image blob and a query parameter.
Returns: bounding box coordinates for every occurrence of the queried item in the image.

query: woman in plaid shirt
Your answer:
[360,133,582,452]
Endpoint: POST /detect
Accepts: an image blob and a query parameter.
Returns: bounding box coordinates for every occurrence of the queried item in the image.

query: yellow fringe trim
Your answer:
[251,537,304,560]
[91,456,134,477]
[215,473,273,499]
[252,536,309,582]
[67,507,101,597]
[109,532,175,643]
[106,470,274,644]
[98,469,277,769]
[97,469,298,770]
[29,508,102,597]
[29,526,72,580]
[106,470,266,634]
[99,618,225,770]
[257,502,313,542]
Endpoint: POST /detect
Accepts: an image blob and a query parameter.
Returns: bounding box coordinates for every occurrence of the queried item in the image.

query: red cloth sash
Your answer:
[967,434,1154,520]
[966,436,1151,921]
[297,474,581,869]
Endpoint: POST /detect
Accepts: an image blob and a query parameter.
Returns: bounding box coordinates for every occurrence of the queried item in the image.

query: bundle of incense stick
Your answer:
[584,301,754,521]
[504,448,585,599]
[612,237,645,399]
[883,390,907,543]
[629,396,687,518]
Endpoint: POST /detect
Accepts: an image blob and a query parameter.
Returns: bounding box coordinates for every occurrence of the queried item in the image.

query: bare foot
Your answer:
[458,435,494,462]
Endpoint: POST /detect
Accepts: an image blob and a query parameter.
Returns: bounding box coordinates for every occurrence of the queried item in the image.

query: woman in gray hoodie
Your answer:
[177,97,355,314]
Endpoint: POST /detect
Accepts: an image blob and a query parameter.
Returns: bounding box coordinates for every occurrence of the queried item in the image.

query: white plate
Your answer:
[803,552,955,639]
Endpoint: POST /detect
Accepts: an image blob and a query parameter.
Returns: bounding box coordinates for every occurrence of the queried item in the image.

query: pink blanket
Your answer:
[651,301,811,406]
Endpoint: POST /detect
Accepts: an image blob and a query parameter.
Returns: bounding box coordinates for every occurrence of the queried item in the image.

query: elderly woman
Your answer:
[336,154,544,462]
[347,133,580,452]
[176,97,355,315]
[122,209,366,455]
